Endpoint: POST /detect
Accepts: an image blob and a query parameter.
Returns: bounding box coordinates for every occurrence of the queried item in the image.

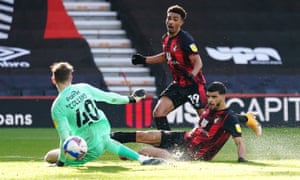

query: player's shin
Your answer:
[111,132,136,143]
[154,117,171,130]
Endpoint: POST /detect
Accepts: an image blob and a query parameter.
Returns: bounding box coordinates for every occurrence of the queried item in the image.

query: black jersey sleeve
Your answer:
[179,30,199,56]
[223,111,242,137]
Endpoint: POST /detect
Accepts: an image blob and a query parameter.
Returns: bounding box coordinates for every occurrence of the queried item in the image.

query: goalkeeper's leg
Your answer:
[106,138,165,165]
[44,148,59,163]
[245,112,262,136]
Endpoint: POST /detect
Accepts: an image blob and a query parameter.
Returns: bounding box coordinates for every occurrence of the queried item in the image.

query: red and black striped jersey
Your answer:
[162,30,206,86]
[184,108,242,160]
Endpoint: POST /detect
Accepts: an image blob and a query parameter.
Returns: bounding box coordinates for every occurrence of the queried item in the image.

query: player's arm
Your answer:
[181,32,203,77]
[224,113,248,162]
[88,84,145,104]
[132,52,166,65]
[232,136,247,162]
[189,54,203,77]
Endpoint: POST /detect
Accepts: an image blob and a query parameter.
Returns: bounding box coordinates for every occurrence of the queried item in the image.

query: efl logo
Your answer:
[0,46,31,68]
[206,46,282,65]
[125,99,153,128]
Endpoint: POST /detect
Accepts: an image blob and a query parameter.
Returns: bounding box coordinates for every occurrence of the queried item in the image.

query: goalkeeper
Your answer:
[111,81,262,162]
[44,62,165,166]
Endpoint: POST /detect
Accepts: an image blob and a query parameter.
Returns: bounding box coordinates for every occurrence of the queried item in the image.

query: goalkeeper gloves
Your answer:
[129,89,146,103]
[132,54,146,65]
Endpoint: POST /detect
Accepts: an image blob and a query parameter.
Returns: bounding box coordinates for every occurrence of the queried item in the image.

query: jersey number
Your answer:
[188,93,200,107]
[76,99,99,127]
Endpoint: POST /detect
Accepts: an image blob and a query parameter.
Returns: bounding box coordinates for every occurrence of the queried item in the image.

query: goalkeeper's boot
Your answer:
[141,157,166,165]
[245,112,262,136]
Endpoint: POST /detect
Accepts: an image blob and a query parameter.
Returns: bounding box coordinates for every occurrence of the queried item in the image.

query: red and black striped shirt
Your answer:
[184,108,242,160]
[162,30,206,87]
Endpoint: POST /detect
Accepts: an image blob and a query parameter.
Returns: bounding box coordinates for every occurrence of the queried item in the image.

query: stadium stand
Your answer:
[63,0,157,96]
[110,0,300,94]
[0,0,107,96]
[1,0,299,96]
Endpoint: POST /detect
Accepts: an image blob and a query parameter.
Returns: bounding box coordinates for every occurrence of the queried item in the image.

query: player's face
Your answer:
[166,12,184,37]
[207,91,225,110]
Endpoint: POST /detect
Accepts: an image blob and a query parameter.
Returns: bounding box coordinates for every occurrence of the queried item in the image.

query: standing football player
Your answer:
[44,62,165,166]
[131,5,207,130]
[131,5,261,132]
[111,81,262,162]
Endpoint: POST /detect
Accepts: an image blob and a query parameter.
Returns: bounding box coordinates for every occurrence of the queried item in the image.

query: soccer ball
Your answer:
[63,136,87,161]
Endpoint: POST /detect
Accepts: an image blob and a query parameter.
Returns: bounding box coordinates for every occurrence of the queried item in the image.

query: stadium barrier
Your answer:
[0,94,299,128]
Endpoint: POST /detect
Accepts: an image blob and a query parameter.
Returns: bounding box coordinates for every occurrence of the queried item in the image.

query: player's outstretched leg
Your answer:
[245,112,262,136]
[108,138,166,165]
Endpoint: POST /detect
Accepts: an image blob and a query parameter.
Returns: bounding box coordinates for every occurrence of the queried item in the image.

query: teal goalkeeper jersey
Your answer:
[51,83,130,163]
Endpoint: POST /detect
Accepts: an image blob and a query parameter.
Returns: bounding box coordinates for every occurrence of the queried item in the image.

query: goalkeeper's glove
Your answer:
[132,54,146,65]
[129,89,146,103]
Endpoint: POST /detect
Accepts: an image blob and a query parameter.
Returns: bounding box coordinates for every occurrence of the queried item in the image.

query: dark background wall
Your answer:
[110,0,300,94]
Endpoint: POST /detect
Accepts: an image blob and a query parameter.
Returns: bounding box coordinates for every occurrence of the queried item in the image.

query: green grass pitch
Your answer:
[0,127,300,179]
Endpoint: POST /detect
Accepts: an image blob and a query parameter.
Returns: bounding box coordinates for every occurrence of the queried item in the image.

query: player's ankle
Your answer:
[138,155,148,163]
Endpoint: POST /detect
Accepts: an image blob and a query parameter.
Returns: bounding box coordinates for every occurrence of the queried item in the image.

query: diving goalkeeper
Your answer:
[44,61,165,166]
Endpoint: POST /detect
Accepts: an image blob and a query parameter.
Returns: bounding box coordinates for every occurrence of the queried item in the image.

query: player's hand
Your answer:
[129,88,146,103]
[186,73,197,86]
[132,54,146,65]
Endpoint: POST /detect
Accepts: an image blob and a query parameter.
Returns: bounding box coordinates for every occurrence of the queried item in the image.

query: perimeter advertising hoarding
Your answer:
[0,94,299,128]
[0,0,107,95]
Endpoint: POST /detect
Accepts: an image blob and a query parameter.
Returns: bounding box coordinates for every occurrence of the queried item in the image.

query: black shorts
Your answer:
[160,82,207,110]
[159,130,192,161]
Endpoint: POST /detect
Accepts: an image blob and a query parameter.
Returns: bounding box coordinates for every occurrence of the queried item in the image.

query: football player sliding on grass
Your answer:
[112,81,262,162]
[45,81,261,163]
[45,62,165,166]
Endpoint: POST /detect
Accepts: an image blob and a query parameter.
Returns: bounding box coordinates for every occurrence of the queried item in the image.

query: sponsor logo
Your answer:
[206,46,282,65]
[167,103,199,127]
[214,117,220,123]
[167,96,300,126]
[0,113,32,126]
[125,99,153,128]
[190,43,198,53]
[0,46,31,68]
[227,97,300,122]
[235,124,242,133]
[173,45,177,51]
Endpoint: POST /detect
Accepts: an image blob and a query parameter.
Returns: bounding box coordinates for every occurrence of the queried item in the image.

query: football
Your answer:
[63,136,87,161]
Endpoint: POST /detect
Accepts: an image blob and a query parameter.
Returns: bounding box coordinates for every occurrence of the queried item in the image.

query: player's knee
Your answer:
[44,149,59,163]
[153,107,169,117]
[153,98,174,117]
